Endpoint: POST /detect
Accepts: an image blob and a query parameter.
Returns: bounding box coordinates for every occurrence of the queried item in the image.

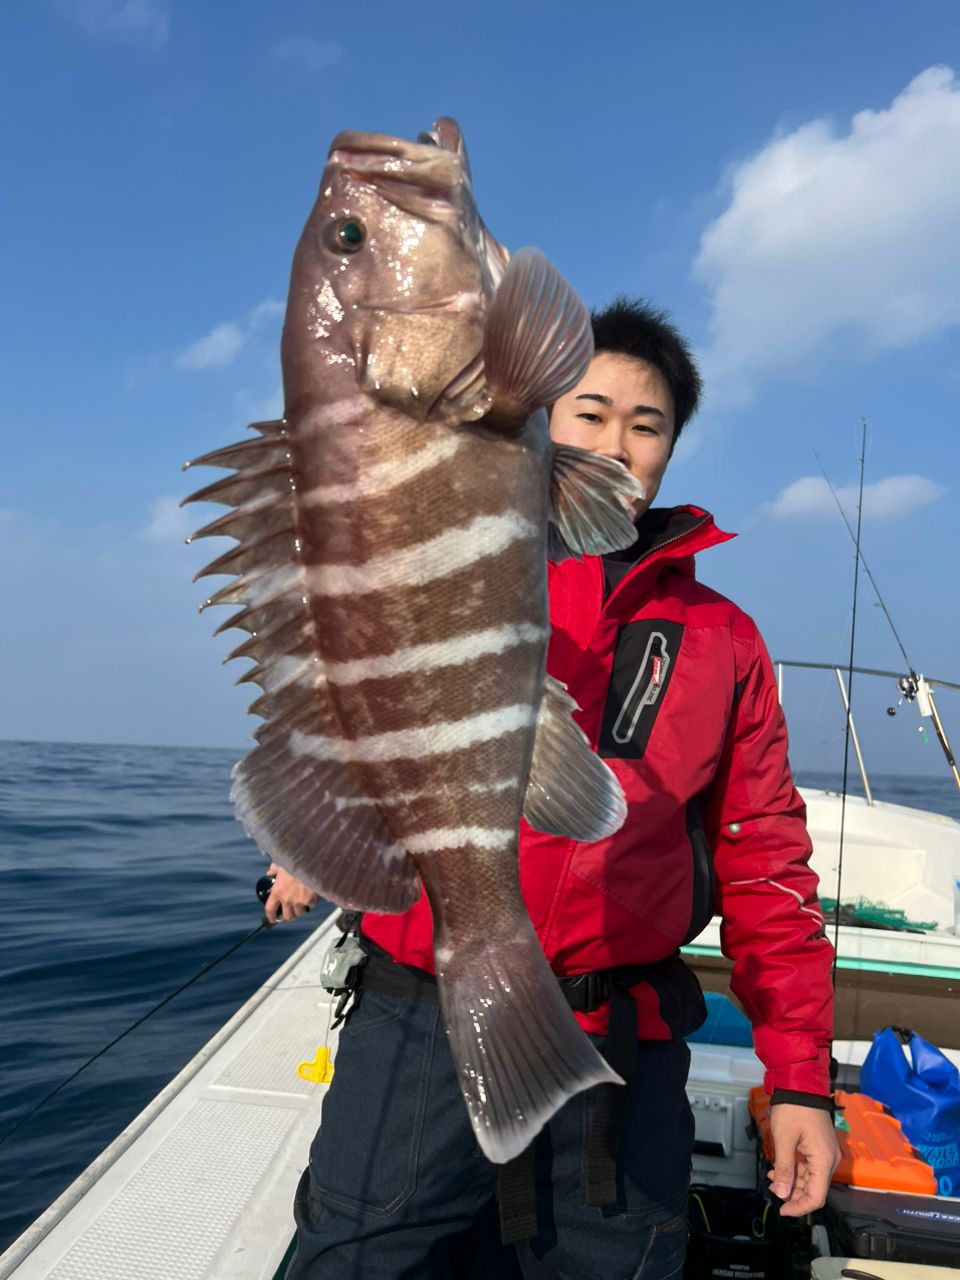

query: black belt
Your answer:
[354,936,672,1243]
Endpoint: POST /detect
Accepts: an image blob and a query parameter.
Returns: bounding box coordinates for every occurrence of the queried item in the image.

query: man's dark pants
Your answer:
[286,990,693,1279]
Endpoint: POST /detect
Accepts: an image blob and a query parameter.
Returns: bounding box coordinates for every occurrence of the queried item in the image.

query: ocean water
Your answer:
[1,740,959,1253]
[0,740,323,1254]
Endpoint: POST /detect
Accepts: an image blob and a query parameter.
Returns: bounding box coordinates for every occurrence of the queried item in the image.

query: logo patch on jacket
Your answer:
[598,620,684,759]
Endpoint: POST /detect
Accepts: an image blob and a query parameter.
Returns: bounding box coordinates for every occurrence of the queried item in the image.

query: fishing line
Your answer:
[830,420,867,986]
[0,920,268,1150]
[814,451,960,791]
[812,448,914,673]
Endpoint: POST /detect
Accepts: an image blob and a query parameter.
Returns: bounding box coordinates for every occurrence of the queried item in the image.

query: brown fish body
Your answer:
[185,119,644,1161]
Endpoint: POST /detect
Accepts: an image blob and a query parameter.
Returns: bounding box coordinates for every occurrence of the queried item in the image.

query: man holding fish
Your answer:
[186,117,838,1277]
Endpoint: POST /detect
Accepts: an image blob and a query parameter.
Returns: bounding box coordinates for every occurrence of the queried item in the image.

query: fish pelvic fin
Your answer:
[435,924,622,1164]
[482,248,593,422]
[548,444,642,559]
[523,675,627,841]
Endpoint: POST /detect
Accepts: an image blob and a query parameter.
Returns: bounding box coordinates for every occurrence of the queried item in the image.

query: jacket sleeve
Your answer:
[702,622,834,1097]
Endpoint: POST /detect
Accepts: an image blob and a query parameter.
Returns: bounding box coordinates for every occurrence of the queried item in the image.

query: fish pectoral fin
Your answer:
[548,444,643,558]
[482,248,593,422]
[231,716,422,915]
[523,675,627,842]
[436,925,621,1164]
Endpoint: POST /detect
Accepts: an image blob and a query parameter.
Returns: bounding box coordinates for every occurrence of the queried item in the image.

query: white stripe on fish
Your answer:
[302,513,538,597]
[290,703,536,763]
[401,827,517,853]
[332,778,516,811]
[300,395,368,430]
[325,622,548,682]
[302,433,461,505]
[249,624,549,695]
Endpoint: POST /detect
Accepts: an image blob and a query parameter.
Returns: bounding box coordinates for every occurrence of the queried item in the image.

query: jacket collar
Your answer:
[602,504,735,610]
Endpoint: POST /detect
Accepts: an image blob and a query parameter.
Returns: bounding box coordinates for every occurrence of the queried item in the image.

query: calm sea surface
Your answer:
[1,739,959,1251]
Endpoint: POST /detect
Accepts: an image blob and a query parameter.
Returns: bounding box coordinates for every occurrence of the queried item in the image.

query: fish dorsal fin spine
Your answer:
[522,674,627,841]
[182,426,421,915]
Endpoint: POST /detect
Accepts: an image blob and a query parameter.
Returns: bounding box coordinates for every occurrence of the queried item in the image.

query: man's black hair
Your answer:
[591,296,702,438]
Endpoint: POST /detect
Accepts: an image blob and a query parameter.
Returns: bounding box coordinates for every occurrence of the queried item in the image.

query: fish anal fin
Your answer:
[483,248,593,423]
[435,924,621,1163]
[523,674,627,841]
[549,444,642,557]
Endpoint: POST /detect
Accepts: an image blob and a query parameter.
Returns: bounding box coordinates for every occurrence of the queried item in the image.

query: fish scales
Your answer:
[185,117,646,1162]
[254,412,548,847]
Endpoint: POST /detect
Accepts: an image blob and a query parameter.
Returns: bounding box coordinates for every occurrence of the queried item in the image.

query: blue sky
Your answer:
[2,1,958,779]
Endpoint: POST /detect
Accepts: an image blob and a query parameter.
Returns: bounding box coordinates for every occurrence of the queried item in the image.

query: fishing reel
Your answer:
[256,874,281,921]
[886,674,920,717]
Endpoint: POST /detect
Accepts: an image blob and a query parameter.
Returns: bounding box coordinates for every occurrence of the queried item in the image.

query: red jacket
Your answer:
[364,506,835,1097]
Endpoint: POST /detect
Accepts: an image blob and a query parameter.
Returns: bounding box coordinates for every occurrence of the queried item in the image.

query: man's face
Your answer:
[549,353,676,518]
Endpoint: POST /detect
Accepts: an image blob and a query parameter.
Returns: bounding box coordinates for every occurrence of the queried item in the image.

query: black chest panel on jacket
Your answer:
[598,618,685,759]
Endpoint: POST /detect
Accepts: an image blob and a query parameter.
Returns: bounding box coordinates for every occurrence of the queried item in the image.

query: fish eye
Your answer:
[334,218,366,253]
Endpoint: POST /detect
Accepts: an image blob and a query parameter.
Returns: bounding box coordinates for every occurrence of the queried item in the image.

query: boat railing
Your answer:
[773,660,960,805]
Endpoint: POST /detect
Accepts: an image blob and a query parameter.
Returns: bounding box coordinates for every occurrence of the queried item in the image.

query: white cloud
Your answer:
[248,299,285,325]
[271,37,343,71]
[177,322,246,371]
[61,0,169,48]
[766,474,946,522]
[144,495,194,544]
[695,66,960,405]
[176,298,284,372]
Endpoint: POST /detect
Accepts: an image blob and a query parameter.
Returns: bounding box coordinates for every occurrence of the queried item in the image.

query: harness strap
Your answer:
[582,981,638,1207]
[353,944,440,1004]
[496,1142,538,1244]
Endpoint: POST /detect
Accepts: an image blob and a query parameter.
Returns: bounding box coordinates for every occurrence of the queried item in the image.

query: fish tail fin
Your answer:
[483,247,593,416]
[435,924,622,1163]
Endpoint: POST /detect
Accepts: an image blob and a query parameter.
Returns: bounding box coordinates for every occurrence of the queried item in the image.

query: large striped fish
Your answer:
[184,118,643,1162]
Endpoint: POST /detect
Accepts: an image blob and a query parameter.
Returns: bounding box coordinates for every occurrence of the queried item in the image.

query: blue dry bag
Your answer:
[861,1026,960,1196]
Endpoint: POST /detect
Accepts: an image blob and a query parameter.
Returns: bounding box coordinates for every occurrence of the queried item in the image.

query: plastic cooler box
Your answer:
[749,1088,937,1195]
[687,1041,765,1189]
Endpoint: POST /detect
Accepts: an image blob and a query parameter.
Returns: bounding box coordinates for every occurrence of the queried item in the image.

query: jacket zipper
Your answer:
[601,515,711,615]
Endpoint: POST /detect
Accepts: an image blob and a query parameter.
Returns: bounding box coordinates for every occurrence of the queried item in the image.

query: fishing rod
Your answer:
[0,879,280,1151]
[813,450,960,791]
[829,420,867,987]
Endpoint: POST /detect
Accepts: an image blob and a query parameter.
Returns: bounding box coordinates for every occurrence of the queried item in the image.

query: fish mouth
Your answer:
[328,117,467,192]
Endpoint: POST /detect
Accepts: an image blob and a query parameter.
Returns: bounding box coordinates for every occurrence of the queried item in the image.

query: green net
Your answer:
[820,895,938,932]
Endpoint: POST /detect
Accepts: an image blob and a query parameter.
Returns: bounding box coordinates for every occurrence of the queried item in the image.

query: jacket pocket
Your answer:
[599,620,684,759]
[312,993,436,1216]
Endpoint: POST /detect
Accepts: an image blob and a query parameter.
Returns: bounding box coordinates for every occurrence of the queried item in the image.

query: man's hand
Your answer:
[767,1104,840,1217]
[263,863,319,926]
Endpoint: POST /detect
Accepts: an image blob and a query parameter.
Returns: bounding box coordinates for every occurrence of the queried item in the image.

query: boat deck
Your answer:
[0,916,342,1280]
